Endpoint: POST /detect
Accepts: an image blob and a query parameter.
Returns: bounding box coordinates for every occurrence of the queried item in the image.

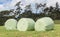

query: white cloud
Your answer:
[10,0,20,7]
[0,0,21,11]
[0,5,6,11]
[46,0,60,7]
[0,5,4,8]
[0,0,60,11]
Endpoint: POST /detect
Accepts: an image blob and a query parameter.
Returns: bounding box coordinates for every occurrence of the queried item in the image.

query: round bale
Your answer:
[35,17,54,31]
[17,18,35,31]
[5,19,17,30]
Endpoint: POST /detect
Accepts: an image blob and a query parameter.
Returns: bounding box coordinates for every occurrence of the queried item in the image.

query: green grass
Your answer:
[54,20,60,24]
[0,20,60,37]
[0,24,60,37]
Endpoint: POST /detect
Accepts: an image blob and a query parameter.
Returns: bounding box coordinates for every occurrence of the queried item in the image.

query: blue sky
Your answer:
[0,0,60,11]
[0,0,20,11]
[0,0,12,4]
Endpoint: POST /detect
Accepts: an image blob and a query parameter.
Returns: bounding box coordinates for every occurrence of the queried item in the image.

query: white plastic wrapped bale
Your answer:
[17,18,35,31]
[5,19,17,30]
[35,17,54,31]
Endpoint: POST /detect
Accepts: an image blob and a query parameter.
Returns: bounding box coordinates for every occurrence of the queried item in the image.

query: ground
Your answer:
[0,20,60,37]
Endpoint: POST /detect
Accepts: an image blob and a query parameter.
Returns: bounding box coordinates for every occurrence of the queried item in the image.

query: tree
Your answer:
[0,10,14,25]
[14,1,22,19]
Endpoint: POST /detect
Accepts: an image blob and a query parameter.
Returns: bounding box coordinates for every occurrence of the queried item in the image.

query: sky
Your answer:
[0,0,60,11]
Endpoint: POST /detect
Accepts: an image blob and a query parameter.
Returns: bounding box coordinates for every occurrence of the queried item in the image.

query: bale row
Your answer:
[4,17,54,31]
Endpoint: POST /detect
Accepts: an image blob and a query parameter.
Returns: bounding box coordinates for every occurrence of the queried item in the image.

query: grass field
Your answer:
[0,20,60,37]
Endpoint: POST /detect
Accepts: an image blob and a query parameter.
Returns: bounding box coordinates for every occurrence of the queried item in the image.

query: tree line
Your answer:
[0,1,60,25]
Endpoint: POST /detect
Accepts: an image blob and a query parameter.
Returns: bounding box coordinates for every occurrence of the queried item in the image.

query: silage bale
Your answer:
[5,19,17,30]
[17,18,35,31]
[35,17,54,31]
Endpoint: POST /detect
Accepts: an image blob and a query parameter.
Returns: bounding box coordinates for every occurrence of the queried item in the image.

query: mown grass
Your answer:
[0,20,60,37]
[0,24,60,37]
[54,20,60,24]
